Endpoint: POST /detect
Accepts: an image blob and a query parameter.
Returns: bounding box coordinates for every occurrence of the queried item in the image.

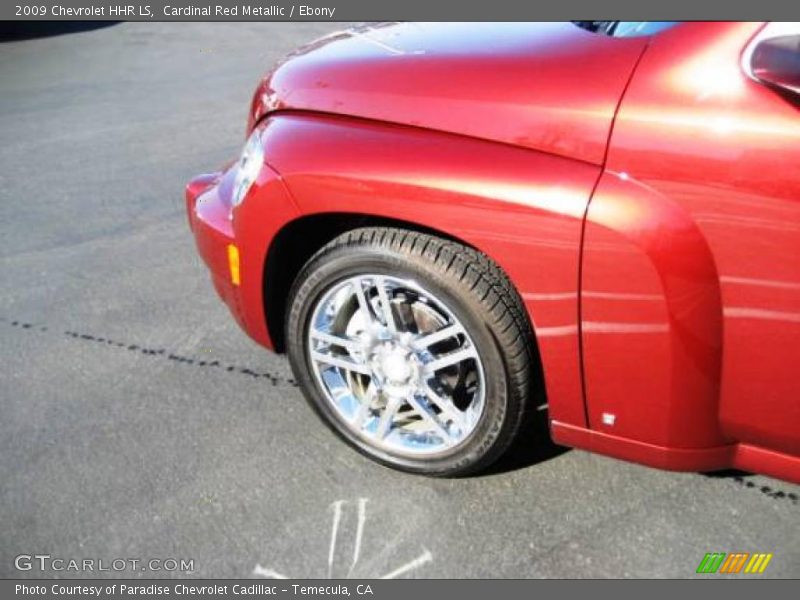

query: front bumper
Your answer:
[185,145,302,351]
[185,169,249,332]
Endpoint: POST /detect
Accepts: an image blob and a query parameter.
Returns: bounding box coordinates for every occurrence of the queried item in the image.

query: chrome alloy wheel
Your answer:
[307,274,487,457]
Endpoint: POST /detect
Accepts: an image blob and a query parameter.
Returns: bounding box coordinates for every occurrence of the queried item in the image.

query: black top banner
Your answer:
[2,0,799,21]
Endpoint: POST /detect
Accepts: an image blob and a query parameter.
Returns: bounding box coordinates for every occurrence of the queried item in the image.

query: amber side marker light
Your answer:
[227,244,241,286]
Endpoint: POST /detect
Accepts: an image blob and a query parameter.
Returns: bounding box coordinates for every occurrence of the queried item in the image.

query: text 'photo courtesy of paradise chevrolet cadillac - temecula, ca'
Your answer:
[186,21,800,481]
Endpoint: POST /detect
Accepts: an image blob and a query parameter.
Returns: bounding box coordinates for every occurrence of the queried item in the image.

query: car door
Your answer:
[581,22,800,456]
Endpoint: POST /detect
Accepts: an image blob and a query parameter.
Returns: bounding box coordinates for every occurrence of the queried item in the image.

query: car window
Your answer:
[574,21,678,38]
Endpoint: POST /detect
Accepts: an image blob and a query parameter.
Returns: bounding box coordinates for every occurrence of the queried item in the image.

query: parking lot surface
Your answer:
[1,23,798,578]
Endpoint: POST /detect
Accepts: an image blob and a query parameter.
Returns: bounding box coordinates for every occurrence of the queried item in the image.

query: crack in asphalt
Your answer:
[1,316,299,388]
[707,473,799,505]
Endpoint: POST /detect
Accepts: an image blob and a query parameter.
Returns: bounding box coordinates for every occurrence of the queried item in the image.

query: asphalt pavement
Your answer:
[1,22,798,579]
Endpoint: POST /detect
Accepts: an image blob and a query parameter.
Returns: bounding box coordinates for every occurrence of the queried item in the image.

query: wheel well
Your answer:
[263,213,472,352]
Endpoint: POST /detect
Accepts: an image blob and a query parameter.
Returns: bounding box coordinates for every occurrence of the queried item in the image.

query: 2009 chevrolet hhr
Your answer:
[186,22,800,480]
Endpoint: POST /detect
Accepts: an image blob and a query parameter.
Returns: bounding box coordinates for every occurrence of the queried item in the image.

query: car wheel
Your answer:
[286,227,535,476]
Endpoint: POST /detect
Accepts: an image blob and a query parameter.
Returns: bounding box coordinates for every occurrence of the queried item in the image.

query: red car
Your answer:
[186,21,800,480]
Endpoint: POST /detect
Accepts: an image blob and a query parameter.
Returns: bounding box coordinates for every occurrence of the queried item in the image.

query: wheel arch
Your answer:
[264,212,497,353]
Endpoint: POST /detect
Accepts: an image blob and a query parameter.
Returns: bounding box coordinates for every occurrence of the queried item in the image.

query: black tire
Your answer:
[286,227,536,476]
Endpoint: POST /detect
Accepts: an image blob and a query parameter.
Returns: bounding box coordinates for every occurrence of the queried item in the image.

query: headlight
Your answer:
[231,130,265,206]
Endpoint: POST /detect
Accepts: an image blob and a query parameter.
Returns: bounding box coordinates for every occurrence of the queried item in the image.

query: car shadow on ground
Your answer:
[0,21,118,42]
[702,468,754,479]
[481,406,571,476]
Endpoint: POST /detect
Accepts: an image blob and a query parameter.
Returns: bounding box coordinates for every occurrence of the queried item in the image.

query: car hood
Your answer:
[249,22,650,165]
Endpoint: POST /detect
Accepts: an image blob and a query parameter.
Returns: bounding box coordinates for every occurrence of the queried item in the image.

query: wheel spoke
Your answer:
[353,383,377,428]
[375,276,397,333]
[419,383,465,431]
[311,350,372,376]
[404,393,453,441]
[351,278,374,325]
[310,329,362,353]
[421,346,479,375]
[376,396,403,439]
[410,323,462,351]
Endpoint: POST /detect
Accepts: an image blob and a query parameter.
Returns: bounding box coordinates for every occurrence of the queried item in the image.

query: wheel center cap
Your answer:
[381,351,412,383]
